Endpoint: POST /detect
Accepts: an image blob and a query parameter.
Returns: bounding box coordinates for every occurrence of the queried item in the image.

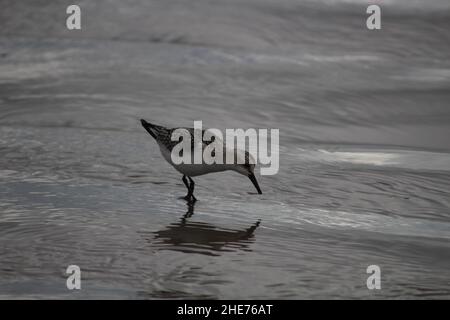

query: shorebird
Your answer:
[140,119,262,202]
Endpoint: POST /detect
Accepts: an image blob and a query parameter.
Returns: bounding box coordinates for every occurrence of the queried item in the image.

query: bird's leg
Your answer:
[187,176,197,202]
[182,175,191,200]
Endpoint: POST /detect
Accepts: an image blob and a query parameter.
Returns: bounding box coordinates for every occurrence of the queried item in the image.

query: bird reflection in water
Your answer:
[147,202,261,256]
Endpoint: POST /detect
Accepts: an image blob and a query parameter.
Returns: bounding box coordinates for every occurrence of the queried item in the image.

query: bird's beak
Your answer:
[248,173,262,194]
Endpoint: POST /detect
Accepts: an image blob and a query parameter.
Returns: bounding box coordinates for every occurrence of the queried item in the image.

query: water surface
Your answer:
[0,0,450,299]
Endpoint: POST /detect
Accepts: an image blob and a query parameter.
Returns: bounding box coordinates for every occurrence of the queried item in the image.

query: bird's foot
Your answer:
[182,194,197,203]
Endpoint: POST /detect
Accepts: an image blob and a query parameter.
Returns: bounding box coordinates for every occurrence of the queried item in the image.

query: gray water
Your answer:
[1,0,450,299]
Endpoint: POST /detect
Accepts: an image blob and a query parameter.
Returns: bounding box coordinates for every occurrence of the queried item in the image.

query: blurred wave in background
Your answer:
[0,0,449,298]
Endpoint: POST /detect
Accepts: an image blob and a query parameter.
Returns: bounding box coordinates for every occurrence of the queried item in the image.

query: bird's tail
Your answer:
[140,119,158,139]
[141,119,168,140]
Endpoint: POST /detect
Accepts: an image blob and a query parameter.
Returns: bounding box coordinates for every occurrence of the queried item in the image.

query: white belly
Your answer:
[158,144,229,177]
[173,163,225,176]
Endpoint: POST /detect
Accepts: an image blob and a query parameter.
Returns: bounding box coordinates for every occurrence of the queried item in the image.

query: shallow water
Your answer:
[0,0,450,299]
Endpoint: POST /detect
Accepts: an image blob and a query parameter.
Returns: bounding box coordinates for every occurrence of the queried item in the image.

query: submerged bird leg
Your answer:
[182,201,195,220]
[187,176,197,202]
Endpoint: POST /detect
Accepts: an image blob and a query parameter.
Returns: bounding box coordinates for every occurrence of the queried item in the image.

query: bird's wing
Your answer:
[162,127,222,154]
[185,128,218,149]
